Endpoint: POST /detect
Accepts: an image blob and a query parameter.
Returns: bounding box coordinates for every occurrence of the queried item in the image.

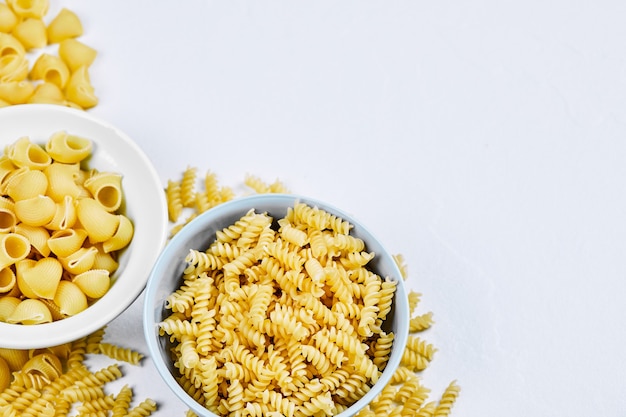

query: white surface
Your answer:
[18,1,626,416]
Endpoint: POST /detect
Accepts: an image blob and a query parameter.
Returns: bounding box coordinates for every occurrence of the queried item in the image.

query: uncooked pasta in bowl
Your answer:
[143,194,410,417]
[0,104,168,349]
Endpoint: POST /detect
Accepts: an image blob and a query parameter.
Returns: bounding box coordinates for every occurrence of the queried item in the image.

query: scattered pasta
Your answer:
[0,326,156,416]
[0,133,133,325]
[0,1,98,109]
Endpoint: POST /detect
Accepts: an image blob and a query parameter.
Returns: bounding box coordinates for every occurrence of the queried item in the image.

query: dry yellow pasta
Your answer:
[160,202,399,416]
[0,2,98,109]
[0,133,133,325]
[0,327,157,416]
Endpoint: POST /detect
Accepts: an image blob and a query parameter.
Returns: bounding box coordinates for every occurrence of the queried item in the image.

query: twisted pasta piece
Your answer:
[433,381,461,417]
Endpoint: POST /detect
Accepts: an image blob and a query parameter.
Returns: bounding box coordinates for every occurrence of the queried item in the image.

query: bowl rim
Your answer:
[143,193,410,417]
[0,104,169,349]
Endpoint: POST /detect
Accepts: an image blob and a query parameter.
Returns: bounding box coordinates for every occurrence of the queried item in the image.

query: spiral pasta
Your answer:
[160,202,401,415]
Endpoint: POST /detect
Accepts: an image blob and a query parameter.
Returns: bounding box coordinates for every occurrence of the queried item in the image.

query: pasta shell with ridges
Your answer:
[45,131,92,164]
[84,172,123,212]
[14,224,50,257]
[47,228,87,258]
[0,296,20,321]
[5,137,51,170]
[6,299,52,324]
[73,269,110,299]
[0,232,31,270]
[14,194,56,226]
[44,161,82,202]
[22,353,63,380]
[45,195,77,231]
[0,208,16,233]
[5,168,48,200]
[53,281,87,316]
[17,257,63,299]
[76,198,119,243]
[0,267,15,293]
[102,214,133,253]
[58,246,97,275]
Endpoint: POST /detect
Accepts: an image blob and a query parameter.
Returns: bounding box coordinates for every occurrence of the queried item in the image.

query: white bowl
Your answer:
[143,194,410,417]
[0,104,168,349]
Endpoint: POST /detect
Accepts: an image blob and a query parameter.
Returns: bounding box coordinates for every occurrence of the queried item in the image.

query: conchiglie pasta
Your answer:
[0,208,17,233]
[0,3,18,32]
[0,133,133,324]
[0,346,29,371]
[21,352,62,381]
[0,53,28,82]
[64,65,98,109]
[76,198,120,243]
[27,82,65,105]
[5,169,49,201]
[0,232,31,270]
[45,131,92,164]
[14,224,50,256]
[53,281,87,316]
[47,228,87,258]
[84,172,123,212]
[12,18,47,50]
[46,7,82,43]
[0,33,25,57]
[5,136,52,170]
[58,246,98,275]
[0,80,35,104]
[16,257,63,299]
[58,38,97,72]
[0,267,16,293]
[6,0,49,19]
[6,298,52,324]
[73,269,110,299]
[44,161,83,201]
[102,214,134,253]
[45,195,77,231]
[30,53,70,89]
[14,194,56,226]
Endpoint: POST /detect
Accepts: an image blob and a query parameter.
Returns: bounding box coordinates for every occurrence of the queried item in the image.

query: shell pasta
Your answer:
[0,132,133,325]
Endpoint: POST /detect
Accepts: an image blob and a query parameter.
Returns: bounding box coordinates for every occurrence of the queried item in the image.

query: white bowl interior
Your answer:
[0,104,168,349]
[143,194,409,417]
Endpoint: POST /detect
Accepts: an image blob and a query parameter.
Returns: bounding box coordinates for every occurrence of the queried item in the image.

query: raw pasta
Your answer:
[0,133,133,325]
[0,2,98,109]
[0,327,157,416]
[160,202,399,416]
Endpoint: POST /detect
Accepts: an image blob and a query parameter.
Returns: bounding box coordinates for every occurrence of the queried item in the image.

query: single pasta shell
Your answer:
[102,215,134,253]
[14,224,50,257]
[84,172,123,212]
[5,169,48,201]
[0,52,28,83]
[47,228,87,258]
[53,281,87,316]
[0,232,31,270]
[0,267,16,293]
[12,17,47,50]
[27,82,65,105]
[91,246,119,274]
[58,246,98,275]
[0,296,20,321]
[7,0,49,19]
[14,195,56,226]
[17,257,63,299]
[73,269,110,299]
[0,346,28,371]
[76,198,119,243]
[0,208,16,233]
[45,131,92,164]
[29,53,69,89]
[22,353,62,380]
[45,195,77,231]
[43,161,82,202]
[0,157,17,184]
[46,8,82,43]
[6,299,52,325]
[0,80,34,104]
[7,136,52,170]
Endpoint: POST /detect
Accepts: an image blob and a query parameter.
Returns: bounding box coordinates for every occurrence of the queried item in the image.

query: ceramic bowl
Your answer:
[0,104,168,349]
[143,193,409,417]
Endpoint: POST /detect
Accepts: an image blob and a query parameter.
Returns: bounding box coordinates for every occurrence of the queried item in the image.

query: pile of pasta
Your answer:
[161,202,398,416]
[0,326,157,416]
[0,132,133,324]
[164,168,460,417]
[0,0,98,109]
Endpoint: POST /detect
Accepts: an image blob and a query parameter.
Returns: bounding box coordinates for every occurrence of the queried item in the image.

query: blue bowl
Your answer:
[143,194,410,417]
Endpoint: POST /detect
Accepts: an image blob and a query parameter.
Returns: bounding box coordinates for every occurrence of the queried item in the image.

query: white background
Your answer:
[15,1,626,416]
